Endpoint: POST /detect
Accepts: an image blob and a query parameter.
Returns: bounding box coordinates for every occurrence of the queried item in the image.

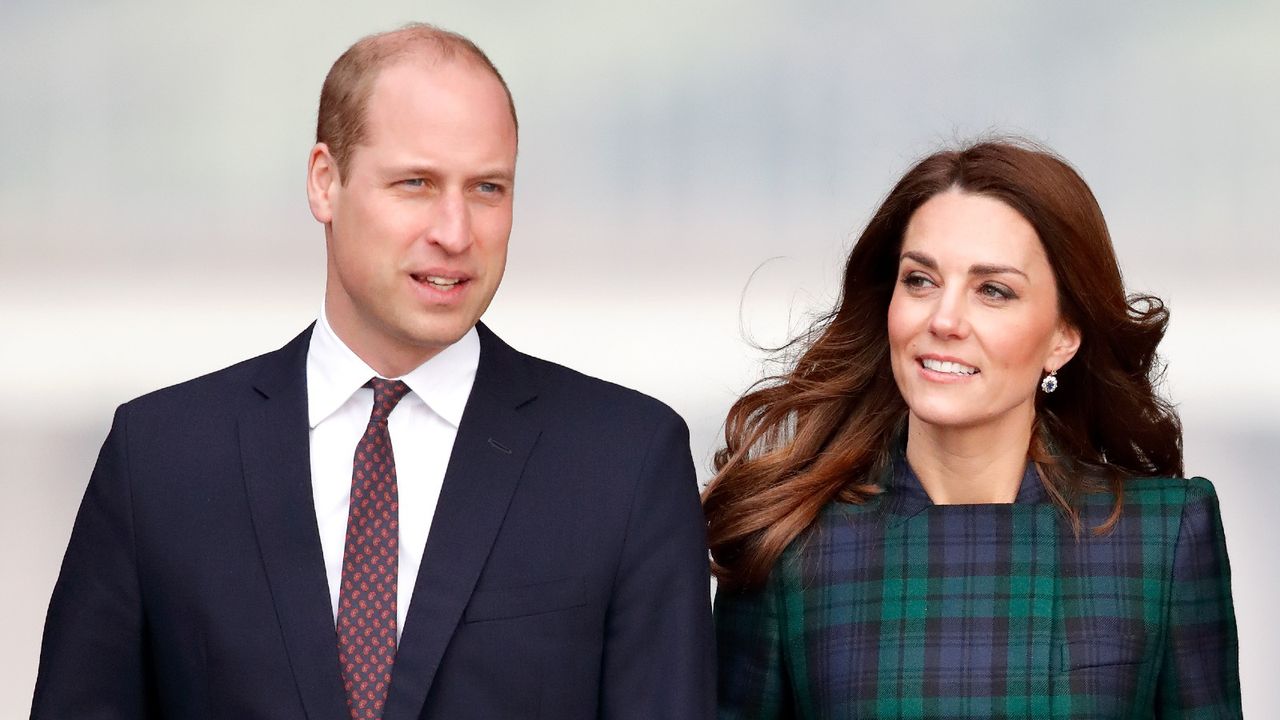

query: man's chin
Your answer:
[400,318,478,351]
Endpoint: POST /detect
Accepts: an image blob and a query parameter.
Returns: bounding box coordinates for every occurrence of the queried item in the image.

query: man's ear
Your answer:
[306,143,339,224]
[1047,320,1082,374]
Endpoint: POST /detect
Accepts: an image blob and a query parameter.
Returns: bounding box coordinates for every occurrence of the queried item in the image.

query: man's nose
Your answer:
[427,190,472,253]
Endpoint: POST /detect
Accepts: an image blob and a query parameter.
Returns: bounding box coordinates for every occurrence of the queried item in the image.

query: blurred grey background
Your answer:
[3,0,1277,716]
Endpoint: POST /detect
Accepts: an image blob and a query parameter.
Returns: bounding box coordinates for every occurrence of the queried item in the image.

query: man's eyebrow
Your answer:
[388,163,439,176]
[900,252,1028,278]
[391,166,514,182]
[475,169,515,183]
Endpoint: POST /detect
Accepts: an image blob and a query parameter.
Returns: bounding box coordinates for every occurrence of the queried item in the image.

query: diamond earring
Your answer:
[1040,371,1058,394]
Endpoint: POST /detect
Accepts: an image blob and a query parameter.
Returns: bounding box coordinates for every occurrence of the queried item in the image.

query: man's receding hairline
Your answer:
[352,24,503,86]
[364,33,468,66]
[368,51,503,94]
[346,23,518,131]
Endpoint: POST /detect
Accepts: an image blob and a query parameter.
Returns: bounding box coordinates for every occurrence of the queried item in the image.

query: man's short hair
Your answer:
[316,23,518,182]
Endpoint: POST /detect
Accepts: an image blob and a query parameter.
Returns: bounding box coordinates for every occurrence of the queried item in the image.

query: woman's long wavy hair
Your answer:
[703,140,1183,591]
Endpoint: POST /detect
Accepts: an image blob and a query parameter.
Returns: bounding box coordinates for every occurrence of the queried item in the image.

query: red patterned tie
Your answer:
[337,378,411,720]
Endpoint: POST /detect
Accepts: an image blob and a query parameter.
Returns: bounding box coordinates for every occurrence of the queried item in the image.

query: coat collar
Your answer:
[882,453,1049,523]
[240,324,353,719]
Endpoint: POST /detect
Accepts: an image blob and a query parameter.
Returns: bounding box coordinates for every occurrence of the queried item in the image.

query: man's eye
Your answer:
[477,182,501,194]
[400,178,425,187]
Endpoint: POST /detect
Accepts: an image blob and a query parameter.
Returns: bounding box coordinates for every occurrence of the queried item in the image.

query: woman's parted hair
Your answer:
[702,139,1182,590]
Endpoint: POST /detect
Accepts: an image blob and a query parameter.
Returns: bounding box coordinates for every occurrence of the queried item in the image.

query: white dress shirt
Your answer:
[306,306,479,641]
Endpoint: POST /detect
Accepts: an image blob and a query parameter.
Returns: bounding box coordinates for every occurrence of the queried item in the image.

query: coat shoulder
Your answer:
[1114,475,1218,508]
[509,345,685,432]
[1075,476,1222,547]
[119,329,309,422]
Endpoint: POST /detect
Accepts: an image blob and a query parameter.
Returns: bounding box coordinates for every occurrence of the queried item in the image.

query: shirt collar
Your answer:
[305,302,480,429]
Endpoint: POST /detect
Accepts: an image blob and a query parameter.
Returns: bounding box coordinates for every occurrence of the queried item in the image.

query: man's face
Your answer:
[307,57,517,376]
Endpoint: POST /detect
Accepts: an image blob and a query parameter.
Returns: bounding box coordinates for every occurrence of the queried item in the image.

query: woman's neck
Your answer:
[904,414,1034,505]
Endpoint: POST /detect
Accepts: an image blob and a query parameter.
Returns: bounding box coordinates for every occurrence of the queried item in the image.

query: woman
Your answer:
[704,140,1241,719]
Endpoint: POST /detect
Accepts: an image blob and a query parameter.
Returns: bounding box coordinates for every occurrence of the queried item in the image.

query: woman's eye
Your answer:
[979,282,1015,300]
[902,272,935,289]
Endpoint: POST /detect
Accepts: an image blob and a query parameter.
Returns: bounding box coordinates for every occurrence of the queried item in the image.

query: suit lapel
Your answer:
[385,324,541,720]
[240,326,351,719]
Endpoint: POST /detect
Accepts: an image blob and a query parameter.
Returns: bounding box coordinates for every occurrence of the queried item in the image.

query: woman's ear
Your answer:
[1047,320,1081,373]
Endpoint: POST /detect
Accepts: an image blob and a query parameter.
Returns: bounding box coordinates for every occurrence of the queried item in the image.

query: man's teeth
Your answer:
[922,358,978,375]
[419,275,461,287]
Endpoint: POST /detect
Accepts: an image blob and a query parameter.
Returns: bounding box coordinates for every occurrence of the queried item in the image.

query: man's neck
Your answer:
[322,303,444,379]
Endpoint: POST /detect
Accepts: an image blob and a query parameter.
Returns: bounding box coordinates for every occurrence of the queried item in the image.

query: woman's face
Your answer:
[887,190,1080,436]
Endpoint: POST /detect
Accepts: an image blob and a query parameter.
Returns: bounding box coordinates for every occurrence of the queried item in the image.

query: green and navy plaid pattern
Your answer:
[715,459,1240,719]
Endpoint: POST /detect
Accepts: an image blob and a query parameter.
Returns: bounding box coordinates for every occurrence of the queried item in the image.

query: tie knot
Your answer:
[366,378,412,422]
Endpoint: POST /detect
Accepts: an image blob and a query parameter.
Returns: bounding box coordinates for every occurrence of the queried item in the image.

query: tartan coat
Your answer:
[715,459,1241,719]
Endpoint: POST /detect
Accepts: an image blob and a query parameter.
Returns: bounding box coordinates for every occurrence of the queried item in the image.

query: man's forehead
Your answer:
[370,52,498,97]
[365,56,512,126]
[351,55,517,169]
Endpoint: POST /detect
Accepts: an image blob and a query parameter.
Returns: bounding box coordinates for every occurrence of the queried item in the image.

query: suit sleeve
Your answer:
[31,405,155,719]
[714,564,793,720]
[1154,477,1242,719]
[599,412,715,720]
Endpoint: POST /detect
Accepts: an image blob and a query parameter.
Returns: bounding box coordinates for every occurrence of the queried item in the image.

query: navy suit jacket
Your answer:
[33,324,715,719]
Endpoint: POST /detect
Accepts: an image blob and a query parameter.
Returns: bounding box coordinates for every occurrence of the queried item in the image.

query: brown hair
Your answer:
[703,139,1183,590]
[316,23,518,182]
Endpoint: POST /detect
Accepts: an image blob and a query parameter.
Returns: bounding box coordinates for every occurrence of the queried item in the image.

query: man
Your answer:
[32,24,714,719]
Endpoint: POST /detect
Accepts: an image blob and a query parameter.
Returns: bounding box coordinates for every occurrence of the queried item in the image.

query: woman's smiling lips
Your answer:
[917,354,980,382]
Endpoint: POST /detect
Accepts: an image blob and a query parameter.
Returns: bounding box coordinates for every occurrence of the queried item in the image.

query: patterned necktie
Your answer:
[337,378,411,720]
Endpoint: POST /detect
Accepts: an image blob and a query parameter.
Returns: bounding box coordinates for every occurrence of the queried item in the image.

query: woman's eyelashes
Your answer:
[901,271,936,291]
[979,281,1017,301]
[899,271,1019,302]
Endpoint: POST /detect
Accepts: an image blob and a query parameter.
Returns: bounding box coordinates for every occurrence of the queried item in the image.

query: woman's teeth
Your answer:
[921,358,978,375]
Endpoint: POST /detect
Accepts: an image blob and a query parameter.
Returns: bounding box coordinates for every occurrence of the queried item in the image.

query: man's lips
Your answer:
[409,271,470,289]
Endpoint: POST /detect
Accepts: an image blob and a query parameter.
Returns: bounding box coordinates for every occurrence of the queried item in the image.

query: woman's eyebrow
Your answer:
[969,263,1027,278]
[901,252,1027,279]
[900,251,936,269]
